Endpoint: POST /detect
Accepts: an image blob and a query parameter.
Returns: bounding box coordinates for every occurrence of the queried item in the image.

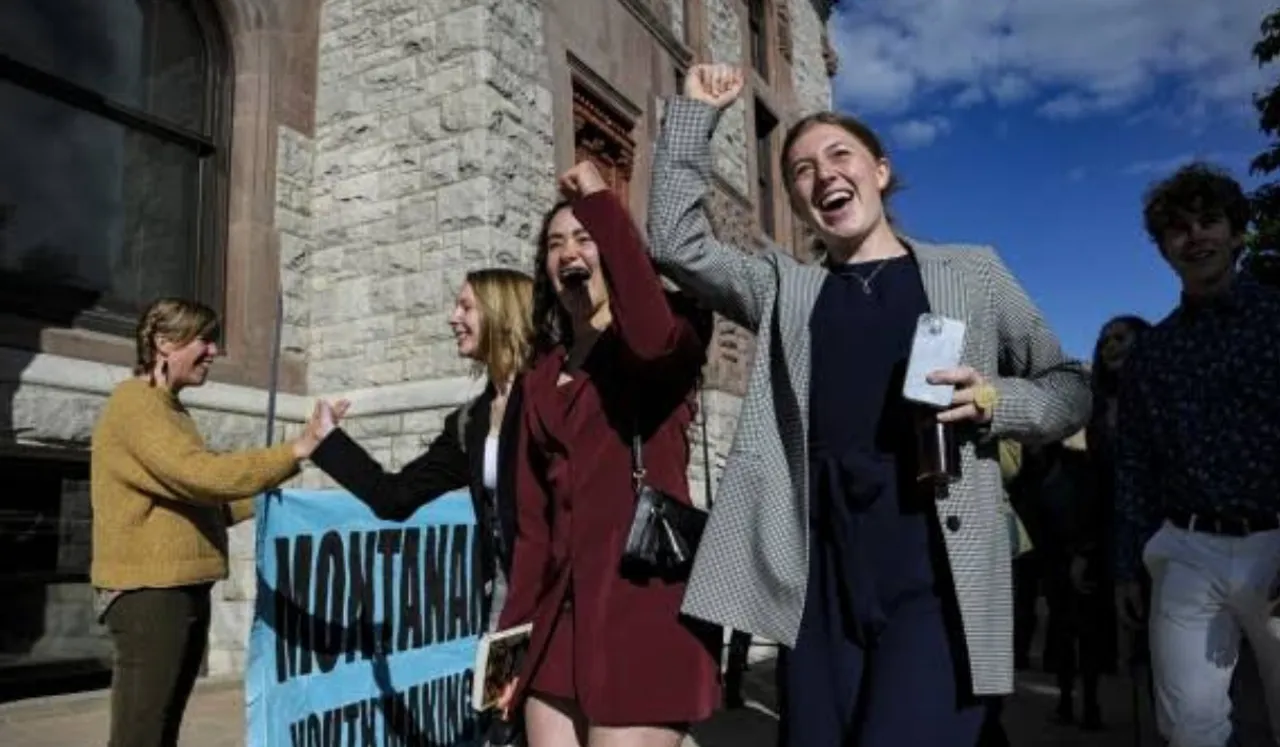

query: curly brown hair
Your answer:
[1141,162,1249,252]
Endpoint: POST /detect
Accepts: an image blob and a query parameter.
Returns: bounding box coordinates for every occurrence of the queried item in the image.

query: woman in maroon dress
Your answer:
[496,161,721,746]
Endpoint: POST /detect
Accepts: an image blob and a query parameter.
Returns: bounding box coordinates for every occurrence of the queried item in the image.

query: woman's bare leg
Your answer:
[587,724,686,747]
[524,693,588,747]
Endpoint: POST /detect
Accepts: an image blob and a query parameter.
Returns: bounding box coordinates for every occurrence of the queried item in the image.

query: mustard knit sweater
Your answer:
[90,378,300,590]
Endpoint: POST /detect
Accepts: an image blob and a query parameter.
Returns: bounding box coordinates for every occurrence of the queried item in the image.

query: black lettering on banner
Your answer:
[422,527,447,645]
[314,531,346,674]
[398,528,424,652]
[345,531,378,662]
[460,669,475,742]
[324,707,343,746]
[424,680,440,741]
[306,712,321,745]
[443,671,459,744]
[341,702,360,747]
[428,676,446,744]
[447,525,472,640]
[376,529,402,654]
[359,698,377,746]
[469,524,484,630]
[275,534,315,683]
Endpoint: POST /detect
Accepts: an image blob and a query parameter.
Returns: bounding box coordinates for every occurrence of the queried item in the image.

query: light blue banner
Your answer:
[246,488,483,747]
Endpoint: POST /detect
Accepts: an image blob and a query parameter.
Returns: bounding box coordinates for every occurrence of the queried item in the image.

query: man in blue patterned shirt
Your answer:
[1114,162,1280,747]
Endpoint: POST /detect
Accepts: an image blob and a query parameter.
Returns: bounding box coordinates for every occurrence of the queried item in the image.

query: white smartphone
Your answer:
[902,313,966,408]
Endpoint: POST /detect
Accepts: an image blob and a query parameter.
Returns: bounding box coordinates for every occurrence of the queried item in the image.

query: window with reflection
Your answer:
[0,0,227,334]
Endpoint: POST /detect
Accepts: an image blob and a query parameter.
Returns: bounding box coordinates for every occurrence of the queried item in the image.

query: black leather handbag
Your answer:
[620,428,708,577]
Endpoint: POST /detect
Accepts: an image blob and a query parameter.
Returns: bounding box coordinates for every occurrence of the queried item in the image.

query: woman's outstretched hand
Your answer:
[293,399,351,460]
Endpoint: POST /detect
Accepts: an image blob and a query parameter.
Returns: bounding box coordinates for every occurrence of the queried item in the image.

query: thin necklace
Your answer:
[846,259,890,294]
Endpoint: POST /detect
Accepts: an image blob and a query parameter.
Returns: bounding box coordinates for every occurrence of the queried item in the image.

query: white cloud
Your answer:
[991,74,1034,105]
[952,86,986,108]
[829,0,1272,123]
[890,117,952,149]
[1067,166,1088,182]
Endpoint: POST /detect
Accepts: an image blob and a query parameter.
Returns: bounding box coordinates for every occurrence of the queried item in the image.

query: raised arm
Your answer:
[984,249,1092,444]
[569,190,708,375]
[646,74,776,332]
[310,404,472,521]
[108,384,300,505]
[496,399,554,629]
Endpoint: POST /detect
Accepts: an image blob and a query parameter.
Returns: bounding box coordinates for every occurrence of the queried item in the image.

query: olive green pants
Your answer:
[104,585,212,747]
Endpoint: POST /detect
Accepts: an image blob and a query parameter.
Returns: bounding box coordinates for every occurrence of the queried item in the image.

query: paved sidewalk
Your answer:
[0,663,1164,747]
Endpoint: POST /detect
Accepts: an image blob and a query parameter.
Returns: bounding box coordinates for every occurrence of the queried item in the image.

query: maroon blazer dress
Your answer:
[497,190,721,725]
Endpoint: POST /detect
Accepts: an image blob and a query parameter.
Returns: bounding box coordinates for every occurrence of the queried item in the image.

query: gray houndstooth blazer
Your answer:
[647,97,1091,696]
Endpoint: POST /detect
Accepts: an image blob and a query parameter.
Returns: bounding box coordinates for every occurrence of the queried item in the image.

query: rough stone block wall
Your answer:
[704,0,750,198]
[277,127,316,359]
[788,0,831,115]
[307,0,555,395]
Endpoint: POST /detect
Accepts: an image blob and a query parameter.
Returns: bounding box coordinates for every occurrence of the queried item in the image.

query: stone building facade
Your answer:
[0,0,835,694]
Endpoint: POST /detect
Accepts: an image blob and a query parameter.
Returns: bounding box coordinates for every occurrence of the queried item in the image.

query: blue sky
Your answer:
[827,0,1273,359]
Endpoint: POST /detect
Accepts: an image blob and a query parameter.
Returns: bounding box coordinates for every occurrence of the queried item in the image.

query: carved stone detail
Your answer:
[573,85,637,202]
[776,1,793,64]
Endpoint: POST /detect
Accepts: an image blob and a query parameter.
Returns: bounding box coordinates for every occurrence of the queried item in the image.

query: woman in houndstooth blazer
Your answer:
[646,64,1091,747]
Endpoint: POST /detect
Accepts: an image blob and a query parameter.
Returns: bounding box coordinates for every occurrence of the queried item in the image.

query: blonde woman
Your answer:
[91,298,327,747]
[311,267,534,631]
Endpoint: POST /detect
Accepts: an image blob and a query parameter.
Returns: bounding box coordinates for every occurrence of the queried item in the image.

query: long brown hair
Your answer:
[530,199,576,359]
[465,267,534,385]
[133,298,219,384]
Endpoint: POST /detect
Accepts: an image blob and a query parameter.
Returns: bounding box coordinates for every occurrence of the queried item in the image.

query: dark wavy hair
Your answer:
[530,199,576,361]
[1086,314,1151,464]
[1142,162,1250,254]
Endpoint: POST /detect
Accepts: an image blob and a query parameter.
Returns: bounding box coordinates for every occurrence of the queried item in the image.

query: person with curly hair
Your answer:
[1114,162,1280,746]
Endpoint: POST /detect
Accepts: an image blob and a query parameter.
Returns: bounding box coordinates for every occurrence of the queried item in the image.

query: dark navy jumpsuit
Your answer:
[778,255,987,746]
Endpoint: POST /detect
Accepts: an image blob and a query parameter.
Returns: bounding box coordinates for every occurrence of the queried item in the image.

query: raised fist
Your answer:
[684,64,745,110]
[558,160,608,200]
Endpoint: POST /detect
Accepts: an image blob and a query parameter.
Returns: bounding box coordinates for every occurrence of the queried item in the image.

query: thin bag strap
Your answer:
[631,420,646,490]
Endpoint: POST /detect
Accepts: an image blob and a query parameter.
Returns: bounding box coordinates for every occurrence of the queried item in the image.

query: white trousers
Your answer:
[1144,522,1280,747]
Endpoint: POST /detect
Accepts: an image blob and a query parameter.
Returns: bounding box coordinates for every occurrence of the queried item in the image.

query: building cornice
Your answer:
[617,0,693,68]
[0,348,483,423]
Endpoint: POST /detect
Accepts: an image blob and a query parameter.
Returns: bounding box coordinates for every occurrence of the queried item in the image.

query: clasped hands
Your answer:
[293,398,351,459]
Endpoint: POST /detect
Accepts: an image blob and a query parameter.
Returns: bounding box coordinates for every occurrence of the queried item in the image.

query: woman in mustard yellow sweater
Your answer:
[91,298,326,747]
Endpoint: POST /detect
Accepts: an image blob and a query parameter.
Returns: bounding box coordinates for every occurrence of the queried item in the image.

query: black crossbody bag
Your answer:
[620,428,708,578]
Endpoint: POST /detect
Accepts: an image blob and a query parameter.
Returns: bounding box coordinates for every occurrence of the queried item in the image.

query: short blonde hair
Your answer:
[134,298,219,377]
[466,268,534,385]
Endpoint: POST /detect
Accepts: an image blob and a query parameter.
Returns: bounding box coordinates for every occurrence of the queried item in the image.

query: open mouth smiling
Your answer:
[559,266,590,288]
[816,189,853,218]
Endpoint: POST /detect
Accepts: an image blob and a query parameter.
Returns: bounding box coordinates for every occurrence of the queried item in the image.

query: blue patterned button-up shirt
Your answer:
[1114,276,1280,582]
